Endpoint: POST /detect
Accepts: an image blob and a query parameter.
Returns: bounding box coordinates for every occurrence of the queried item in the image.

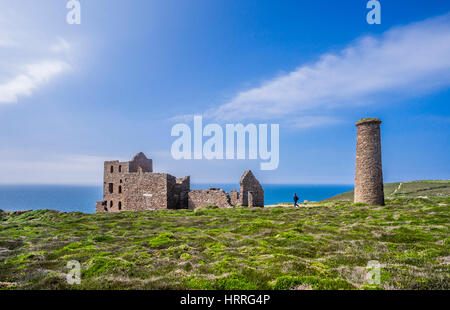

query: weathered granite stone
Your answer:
[96,153,190,212]
[13,210,32,215]
[230,190,240,206]
[354,118,385,205]
[239,170,264,207]
[96,153,264,212]
[188,188,232,210]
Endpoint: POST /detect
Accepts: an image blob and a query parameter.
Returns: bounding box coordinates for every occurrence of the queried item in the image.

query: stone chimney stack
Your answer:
[354,118,385,205]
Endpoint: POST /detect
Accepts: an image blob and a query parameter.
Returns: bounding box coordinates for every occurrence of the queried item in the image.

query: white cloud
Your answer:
[0,60,69,103]
[0,6,73,104]
[206,13,450,126]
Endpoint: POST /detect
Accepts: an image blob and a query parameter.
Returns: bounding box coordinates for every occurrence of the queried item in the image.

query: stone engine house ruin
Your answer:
[96,152,264,213]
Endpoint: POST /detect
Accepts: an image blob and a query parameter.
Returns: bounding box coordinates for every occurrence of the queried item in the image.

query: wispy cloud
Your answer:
[204,13,450,127]
[0,8,73,104]
[0,60,69,103]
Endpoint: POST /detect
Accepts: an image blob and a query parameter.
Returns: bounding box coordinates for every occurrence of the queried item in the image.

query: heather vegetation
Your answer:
[1,192,448,290]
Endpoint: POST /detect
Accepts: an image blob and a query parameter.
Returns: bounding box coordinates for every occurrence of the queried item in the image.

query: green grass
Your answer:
[0,197,449,290]
[325,180,450,201]
[356,118,381,125]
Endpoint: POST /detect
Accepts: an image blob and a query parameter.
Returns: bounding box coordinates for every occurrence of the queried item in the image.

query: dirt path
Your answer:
[391,182,403,195]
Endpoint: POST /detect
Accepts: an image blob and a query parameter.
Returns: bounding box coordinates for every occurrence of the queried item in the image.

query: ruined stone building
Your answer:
[354,118,385,205]
[96,153,264,212]
[96,153,190,212]
[187,170,264,210]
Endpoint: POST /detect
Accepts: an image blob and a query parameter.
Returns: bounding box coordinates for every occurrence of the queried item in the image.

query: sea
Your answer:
[0,184,353,214]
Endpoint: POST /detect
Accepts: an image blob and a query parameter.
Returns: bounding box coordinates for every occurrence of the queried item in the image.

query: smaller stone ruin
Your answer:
[187,170,264,209]
[188,188,232,209]
[238,170,265,207]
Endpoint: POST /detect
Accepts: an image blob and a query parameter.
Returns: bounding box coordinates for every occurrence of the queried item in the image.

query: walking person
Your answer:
[293,193,299,208]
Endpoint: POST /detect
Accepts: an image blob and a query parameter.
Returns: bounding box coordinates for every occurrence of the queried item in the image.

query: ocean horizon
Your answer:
[0,184,353,214]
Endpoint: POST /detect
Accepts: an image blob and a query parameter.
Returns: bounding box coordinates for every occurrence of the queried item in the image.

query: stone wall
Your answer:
[101,160,130,213]
[239,170,264,207]
[187,188,232,210]
[123,172,170,211]
[175,176,190,209]
[129,152,153,173]
[95,201,107,213]
[96,153,264,212]
[166,175,190,209]
[354,118,385,205]
[97,153,190,212]
[230,190,240,206]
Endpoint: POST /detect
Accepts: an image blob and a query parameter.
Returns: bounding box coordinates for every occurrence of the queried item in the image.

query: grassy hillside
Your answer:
[324,180,450,202]
[1,196,449,290]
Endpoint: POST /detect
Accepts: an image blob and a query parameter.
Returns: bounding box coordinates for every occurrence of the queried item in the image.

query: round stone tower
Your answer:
[354,118,385,205]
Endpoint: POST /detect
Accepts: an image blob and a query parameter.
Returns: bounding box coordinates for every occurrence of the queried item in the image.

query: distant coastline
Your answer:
[0,184,353,213]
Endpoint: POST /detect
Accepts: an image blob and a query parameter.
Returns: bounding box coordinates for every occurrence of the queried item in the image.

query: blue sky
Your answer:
[0,0,449,185]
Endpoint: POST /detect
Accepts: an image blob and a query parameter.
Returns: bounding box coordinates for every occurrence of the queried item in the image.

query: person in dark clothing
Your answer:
[293,193,299,207]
